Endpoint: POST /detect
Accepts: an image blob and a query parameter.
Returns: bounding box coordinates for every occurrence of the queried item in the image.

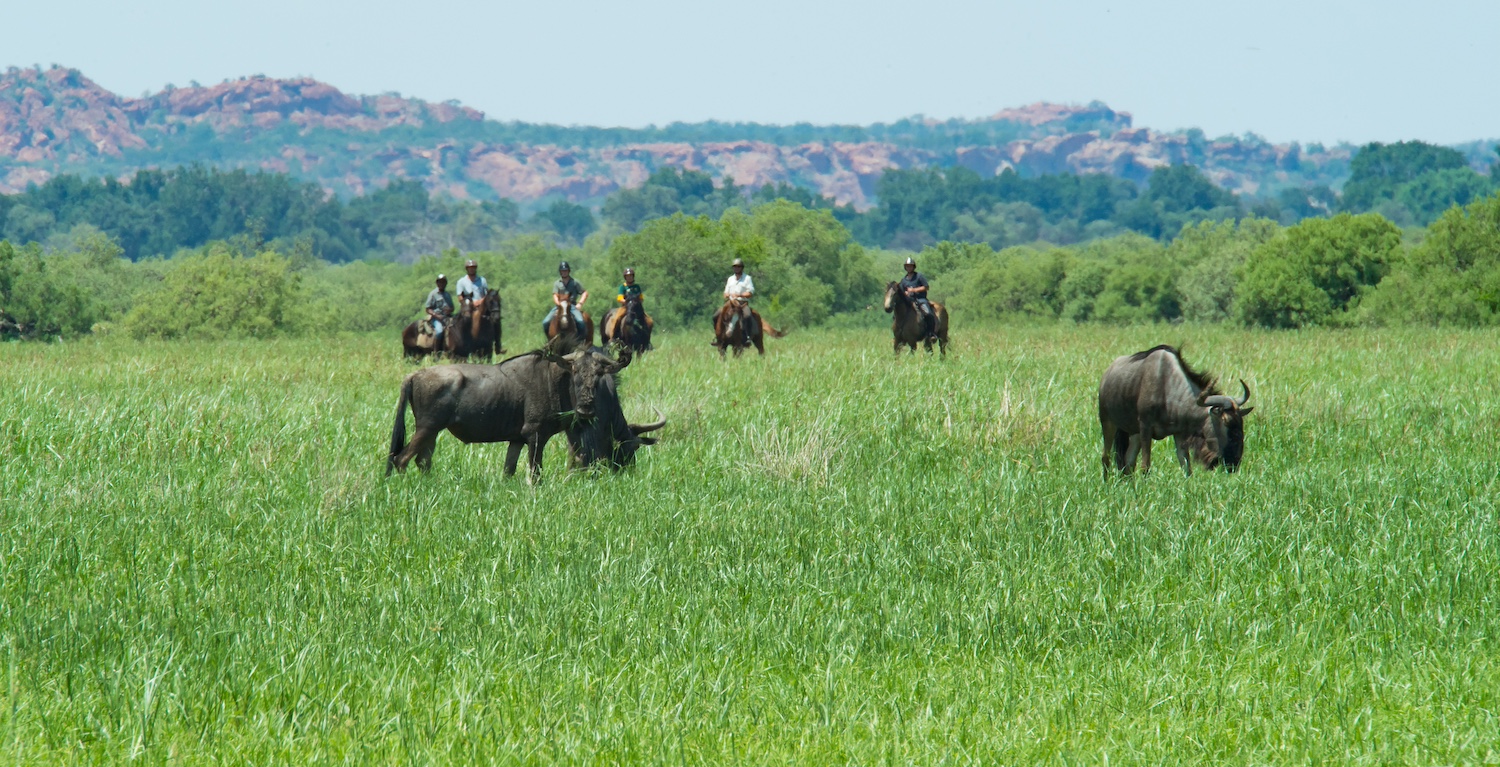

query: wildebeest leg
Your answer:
[1173,437,1193,477]
[1100,421,1117,480]
[526,434,547,484]
[503,442,524,478]
[393,426,440,473]
[1121,434,1142,475]
[1137,432,1153,475]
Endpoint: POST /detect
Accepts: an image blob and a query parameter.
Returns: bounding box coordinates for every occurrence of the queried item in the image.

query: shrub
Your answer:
[125,245,305,339]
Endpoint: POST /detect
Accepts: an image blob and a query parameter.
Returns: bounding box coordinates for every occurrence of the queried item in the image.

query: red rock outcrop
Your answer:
[0,65,1355,206]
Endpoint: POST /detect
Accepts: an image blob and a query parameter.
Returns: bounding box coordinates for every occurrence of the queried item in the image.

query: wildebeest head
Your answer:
[556,345,632,420]
[564,346,665,470]
[1192,380,1254,472]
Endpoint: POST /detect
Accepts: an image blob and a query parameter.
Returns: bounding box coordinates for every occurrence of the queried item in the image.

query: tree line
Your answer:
[2,140,1498,341]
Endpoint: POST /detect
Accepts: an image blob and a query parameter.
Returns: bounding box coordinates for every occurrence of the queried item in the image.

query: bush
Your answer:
[1361,192,1500,326]
[0,240,98,339]
[1235,213,1399,328]
[125,245,305,339]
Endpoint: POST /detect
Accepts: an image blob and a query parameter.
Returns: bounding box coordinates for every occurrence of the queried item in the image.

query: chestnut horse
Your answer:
[546,305,593,352]
[712,299,782,358]
[883,281,948,356]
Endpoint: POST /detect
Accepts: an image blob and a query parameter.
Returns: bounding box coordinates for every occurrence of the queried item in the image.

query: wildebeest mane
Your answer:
[1128,344,1218,394]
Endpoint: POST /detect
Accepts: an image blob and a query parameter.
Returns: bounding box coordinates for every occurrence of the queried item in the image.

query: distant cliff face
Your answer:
[1,65,1354,207]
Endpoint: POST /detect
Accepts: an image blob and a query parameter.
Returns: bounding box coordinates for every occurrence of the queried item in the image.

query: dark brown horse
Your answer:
[450,289,503,361]
[884,281,948,356]
[546,305,593,352]
[601,294,654,353]
[712,299,782,358]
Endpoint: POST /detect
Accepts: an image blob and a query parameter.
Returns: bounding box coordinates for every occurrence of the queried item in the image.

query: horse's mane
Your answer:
[1129,344,1218,393]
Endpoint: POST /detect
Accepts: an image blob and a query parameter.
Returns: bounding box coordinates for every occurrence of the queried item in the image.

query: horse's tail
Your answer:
[751,310,785,338]
[386,374,414,475]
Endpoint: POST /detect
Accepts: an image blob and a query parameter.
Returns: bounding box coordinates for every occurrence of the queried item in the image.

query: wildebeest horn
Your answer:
[629,408,666,434]
[1234,379,1250,407]
[562,350,585,362]
[1202,394,1236,410]
[610,346,633,372]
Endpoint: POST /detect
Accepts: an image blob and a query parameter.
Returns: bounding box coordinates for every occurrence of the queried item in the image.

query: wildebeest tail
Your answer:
[387,374,413,474]
[1112,427,1131,467]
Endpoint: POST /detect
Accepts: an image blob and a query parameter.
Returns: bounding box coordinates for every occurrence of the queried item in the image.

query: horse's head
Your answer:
[883,281,901,313]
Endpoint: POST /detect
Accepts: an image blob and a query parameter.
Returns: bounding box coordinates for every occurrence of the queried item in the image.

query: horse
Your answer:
[450,289,504,361]
[545,304,593,352]
[883,281,948,356]
[402,312,455,361]
[712,299,782,358]
[601,293,653,353]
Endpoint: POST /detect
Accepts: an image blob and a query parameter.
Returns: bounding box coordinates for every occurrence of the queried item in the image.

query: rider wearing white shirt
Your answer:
[718,257,757,342]
[455,258,488,306]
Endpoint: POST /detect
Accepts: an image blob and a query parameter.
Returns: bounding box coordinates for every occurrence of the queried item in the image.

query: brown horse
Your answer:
[546,305,593,351]
[884,281,948,356]
[450,289,504,361]
[601,294,654,353]
[402,312,454,361]
[712,299,782,358]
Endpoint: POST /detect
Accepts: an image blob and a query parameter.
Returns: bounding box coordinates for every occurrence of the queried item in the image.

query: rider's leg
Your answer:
[570,306,586,339]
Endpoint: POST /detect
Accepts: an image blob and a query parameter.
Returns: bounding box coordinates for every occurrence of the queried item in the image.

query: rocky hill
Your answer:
[0,64,1432,208]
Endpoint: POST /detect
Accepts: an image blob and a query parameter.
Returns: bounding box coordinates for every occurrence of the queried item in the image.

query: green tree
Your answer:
[1172,218,1282,322]
[1340,141,1468,212]
[536,200,597,243]
[1235,213,1400,328]
[748,201,879,315]
[0,240,98,339]
[1361,192,1500,326]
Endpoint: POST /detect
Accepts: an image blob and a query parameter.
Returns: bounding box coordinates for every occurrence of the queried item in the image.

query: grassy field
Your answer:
[2,324,1498,763]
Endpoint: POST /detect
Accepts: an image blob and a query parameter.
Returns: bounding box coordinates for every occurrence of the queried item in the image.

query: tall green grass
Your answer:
[2,326,1498,763]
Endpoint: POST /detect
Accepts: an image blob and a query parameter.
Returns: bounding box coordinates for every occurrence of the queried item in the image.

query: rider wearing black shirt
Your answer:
[899,257,936,341]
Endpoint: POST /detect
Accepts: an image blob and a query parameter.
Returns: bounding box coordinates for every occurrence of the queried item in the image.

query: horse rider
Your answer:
[899,256,937,342]
[455,258,489,309]
[424,273,455,345]
[616,267,644,328]
[542,260,588,339]
[718,257,756,343]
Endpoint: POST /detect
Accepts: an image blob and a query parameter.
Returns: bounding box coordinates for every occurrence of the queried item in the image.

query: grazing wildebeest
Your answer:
[883,281,949,356]
[387,344,658,481]
[567,372,666,470]
[546,306,593,352]
[1098,344,1254,479]
[601,293,653,354]
[712,299,782,358]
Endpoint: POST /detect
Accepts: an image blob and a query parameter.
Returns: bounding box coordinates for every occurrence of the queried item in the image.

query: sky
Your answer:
[7,0,1498,146]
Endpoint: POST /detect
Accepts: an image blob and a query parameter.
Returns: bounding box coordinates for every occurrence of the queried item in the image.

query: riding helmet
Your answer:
[904,257,916,266]
[623,267,635,276]
[465,259,477,268]
[558,261,571,272]
[436,273,447,282]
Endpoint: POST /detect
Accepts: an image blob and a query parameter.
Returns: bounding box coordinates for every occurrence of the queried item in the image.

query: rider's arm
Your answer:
[577,289,589,307]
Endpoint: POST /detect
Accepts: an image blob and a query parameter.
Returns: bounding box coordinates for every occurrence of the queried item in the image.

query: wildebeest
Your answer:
[883,281,949,356]
[567,371,666,469]
[1098,344,1254,479]
[601,293,653,353]
[386,343,660,481]
[712,299,782,358]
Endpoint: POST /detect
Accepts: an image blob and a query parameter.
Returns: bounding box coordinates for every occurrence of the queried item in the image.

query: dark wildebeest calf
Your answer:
[1098,344,1254,479]
[386,344,660,481]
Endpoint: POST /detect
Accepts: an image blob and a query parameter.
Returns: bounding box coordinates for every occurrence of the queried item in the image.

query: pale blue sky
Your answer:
[9,0,1497,145]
